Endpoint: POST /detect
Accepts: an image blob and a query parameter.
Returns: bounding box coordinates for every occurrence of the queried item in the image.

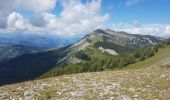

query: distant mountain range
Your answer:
[0,33,80,61]
[0,29,165,85]
[0,43,40,61]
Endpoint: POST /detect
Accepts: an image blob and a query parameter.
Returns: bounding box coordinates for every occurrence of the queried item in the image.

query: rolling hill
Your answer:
[0,29,164,85]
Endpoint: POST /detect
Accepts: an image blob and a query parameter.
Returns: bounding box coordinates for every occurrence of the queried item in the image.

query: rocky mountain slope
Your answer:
[0,46,170,100]
[72,29,162,50]
[0,29,164,85]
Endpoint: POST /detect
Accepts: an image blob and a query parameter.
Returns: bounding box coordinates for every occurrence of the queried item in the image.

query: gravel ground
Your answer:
[0,64,170,100]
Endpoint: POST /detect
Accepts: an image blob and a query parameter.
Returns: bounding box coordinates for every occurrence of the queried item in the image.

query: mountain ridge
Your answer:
[0,29,165,85]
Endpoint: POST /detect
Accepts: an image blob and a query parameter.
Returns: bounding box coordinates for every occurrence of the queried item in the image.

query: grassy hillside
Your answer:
[0,60,170,99]
[39,47,115,78]
[121,46,170,69]
[40,43,167,79]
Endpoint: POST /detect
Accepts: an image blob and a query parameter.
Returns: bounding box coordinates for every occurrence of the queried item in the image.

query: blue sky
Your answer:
[0,0,170,37]
[49,0,170,24]
[102,0,170,24]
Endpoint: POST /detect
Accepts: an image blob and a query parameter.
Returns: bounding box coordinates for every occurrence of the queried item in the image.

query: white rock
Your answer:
[99,47,118,55]
[119,95,132,100]
[161,75,166,78]
[109,97,115,100]
[132,94,138,98]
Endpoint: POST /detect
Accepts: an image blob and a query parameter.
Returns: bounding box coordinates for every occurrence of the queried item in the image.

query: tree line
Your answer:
[41,39,170,78]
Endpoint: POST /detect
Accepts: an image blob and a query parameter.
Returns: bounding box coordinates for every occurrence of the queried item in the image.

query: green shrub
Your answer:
[74,51,91,61]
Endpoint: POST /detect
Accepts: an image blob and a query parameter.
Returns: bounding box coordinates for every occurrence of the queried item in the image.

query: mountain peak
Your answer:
[93,29,107,34]
[93,29,128,36]
[105,29,115,32]
[94,29,104,32]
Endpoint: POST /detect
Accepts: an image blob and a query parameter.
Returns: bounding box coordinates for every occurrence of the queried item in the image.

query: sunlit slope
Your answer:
[122,46,170,69]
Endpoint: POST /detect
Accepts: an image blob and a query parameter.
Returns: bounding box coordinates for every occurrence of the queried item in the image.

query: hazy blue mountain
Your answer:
[0,33,80,50]
[0,43,41,61]
[0,33,80,61]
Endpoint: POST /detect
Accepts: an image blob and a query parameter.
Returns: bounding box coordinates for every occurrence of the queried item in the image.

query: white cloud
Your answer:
[20,0,57,13]
[0,0,57,13]
[0,0,109,36]
[57,0,109,35]
[7,12,27,31]
[60,0,100,22]
[112,21,170,38]
[165,26,170,33]
[0,0,57,32]
[122,24,170,38]
[132,20,141,27]
[124,27,160,36]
